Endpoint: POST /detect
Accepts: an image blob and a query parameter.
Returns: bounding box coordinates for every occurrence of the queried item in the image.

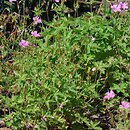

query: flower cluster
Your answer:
[104,90,130,109]
[111,2,128,13]
[19,16,42,47]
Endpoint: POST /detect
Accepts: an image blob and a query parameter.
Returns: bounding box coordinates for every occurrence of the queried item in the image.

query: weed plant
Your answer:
[0,0,130,129]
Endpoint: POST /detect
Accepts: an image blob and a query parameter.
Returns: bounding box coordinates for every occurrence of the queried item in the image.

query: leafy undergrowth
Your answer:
[0,2,130,130]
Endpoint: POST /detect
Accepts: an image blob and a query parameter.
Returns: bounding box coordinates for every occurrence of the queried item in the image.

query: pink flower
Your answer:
[119,2,128,10]
[9,0,17,2]
[31,31,40,37]
[120,101,130,109]
[111,2,128,12]
[33,16,42,25]
[103,90,115,100]
[111,4,121,12]
[60,103,64,109]
[19,40,29,48]
[54,0,60,2]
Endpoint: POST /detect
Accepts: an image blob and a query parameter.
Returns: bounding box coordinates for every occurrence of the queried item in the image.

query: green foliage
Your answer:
[0,2,130,129]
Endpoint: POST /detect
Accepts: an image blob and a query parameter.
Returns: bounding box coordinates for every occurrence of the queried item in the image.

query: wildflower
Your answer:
[54,0,60,2]
[60,103,64,109]
[33,16,42,25]
[120,101,130,109]
[119,2,128,10]
[103,90,115,100]
[31,31,40,37]
[19,40,29,48]
[9,0,17,2]
[111,4,121,12]
[111,2,128,12]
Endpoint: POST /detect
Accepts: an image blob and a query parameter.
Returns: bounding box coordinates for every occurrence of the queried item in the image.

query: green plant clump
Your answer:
[0,1,130,129]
